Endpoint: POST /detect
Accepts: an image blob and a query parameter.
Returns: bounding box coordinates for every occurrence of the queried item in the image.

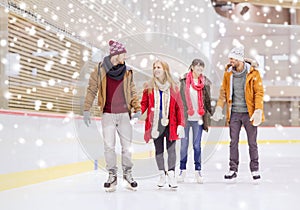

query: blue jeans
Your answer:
[180,121,203,171]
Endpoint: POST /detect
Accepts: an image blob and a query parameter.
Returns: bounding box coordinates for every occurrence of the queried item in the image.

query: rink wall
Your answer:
[0,109,300,191]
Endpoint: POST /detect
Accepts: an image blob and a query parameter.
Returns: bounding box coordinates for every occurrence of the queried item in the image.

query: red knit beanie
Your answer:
[109,40,127,56]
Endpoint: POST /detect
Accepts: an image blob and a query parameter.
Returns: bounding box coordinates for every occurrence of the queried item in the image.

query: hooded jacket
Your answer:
[216,58,265,125]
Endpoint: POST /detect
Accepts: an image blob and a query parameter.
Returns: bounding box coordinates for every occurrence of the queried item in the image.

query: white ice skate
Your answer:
[167,170,178,190]
[104,173,117,192]
[123,172,138,191]
[177,170,186,183]
[195,170,204,184]
[157,170,166,188]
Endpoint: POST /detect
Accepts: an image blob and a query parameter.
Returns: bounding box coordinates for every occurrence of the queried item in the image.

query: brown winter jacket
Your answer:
[83,62,141,115]
[180,73,212,132]
[216,59,265,125]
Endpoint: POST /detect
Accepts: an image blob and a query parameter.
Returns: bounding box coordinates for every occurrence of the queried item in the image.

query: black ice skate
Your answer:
[251,171,261,184]
[123,172,138,191]
[104,173,117,192]
[251,171,261,180]
[224,170,237,180]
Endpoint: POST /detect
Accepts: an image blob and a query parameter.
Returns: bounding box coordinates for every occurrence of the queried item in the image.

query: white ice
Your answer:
[0,143,299,210]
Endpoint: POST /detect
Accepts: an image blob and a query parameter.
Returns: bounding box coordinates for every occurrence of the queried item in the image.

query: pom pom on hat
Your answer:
[228,47,244,61]
[109,40,127,56]
[109,40,115,46]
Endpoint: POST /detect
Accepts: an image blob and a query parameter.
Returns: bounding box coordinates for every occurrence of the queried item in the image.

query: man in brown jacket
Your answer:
[83,40,141,191]
[211,46,265,182]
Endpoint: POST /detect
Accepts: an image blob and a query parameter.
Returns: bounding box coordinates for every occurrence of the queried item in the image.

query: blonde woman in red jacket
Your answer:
[141,60,185,189]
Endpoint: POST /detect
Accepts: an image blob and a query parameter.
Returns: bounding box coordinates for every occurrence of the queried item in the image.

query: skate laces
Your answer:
[124,172,134,183]
[179,170,186,176]
[196,171,202,177]
[226,170,236,176]
[159,173,166,180]
[107,173,117,183]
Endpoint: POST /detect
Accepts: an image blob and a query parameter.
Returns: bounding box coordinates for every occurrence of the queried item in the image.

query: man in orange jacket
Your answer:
[211,46,265,182]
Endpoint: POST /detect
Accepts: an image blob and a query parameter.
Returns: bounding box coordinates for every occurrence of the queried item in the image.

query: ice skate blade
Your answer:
[157,180,166,188]
[252,179,261,185]
[126,185,138,191]
[177,176,184,183]
[169,185,178,190]
[195,178,204,184]
[124,182,138,191]
[224,178,237,184]
[104,186,116,192]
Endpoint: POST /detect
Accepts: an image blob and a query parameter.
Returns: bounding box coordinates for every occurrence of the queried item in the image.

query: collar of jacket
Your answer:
[101,56,131,80]
[226,62,251,74]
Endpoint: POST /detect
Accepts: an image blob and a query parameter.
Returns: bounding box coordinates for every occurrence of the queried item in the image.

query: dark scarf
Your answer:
[102,56,127,80]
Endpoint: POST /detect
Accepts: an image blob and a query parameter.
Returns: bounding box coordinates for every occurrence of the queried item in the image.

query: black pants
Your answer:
[153,121,176,171]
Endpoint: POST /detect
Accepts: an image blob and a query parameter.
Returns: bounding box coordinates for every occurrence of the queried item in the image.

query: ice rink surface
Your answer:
[0,143,299,210]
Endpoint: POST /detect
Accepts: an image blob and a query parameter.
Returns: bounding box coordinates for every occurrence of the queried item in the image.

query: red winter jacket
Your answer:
[141,86,185,143]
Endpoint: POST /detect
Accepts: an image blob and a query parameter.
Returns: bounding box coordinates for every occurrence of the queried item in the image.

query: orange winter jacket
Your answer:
[216,60,265,125]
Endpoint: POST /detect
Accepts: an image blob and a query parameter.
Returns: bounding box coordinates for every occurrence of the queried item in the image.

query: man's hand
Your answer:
[250,109,262,126]
[131,111,141,120]
[130,111,141,125]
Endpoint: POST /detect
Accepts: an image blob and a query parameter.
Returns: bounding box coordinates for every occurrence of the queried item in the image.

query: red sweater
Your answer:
[103,76,128,113]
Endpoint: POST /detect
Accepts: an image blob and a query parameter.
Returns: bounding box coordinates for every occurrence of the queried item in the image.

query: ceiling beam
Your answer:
[228,0,300,9]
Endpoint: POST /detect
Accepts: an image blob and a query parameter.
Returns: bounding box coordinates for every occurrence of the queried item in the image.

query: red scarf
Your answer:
[185,71,205,116]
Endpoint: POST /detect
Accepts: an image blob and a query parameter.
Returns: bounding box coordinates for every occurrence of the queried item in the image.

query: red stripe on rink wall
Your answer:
[0,109,299,127]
